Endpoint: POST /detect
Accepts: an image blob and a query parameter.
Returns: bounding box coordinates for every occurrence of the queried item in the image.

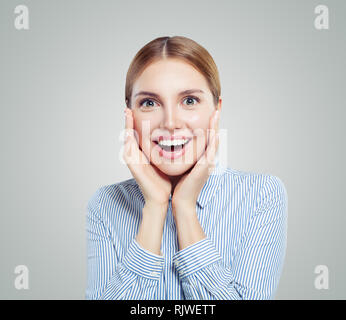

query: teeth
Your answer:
[158,139,189,147]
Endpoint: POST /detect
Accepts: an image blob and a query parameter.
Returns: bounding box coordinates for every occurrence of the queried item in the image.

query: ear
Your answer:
[217,96,222,111]
[212,96,222,119]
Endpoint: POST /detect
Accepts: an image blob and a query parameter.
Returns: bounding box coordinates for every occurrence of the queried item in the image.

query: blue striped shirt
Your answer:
[86,160,288,300]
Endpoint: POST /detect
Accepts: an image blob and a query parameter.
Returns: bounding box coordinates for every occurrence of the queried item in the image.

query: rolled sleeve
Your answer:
[172,237,222,279]
[121,239,165,281]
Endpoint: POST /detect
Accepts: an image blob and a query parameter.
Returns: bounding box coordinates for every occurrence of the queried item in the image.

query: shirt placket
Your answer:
[157,196,178,299]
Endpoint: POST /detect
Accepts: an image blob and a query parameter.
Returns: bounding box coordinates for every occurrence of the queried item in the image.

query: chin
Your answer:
[152,161,195,176]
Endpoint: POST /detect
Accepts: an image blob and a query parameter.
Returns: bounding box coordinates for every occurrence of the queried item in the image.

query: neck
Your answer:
[168,165,194,195]
[169,174,183,195]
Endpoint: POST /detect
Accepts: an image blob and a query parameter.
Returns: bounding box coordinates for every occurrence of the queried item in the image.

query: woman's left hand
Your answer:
[171,109,220,214]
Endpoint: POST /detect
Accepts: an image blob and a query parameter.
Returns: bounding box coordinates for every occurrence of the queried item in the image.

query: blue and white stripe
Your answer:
[86,160,288,300]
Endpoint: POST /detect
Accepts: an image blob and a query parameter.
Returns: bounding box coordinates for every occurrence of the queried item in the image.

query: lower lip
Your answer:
[154,140,191,160]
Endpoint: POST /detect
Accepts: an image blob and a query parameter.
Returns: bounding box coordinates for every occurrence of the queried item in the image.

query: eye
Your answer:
[182,96,200,106]
[139,99,157,108]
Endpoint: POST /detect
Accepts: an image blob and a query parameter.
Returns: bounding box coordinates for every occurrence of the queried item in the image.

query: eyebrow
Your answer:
[134,89,205,99]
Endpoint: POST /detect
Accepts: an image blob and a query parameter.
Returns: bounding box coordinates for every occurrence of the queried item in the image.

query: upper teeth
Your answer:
[158,139,189,146]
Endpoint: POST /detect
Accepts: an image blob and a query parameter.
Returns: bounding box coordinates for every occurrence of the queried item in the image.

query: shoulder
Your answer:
[86,178,144,218]
[101,178,139,201]
[225,166,286,192]
[222,166,288,210]
[92,177,138,198]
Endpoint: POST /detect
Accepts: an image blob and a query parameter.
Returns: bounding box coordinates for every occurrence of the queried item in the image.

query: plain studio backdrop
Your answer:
[0,0,345,299]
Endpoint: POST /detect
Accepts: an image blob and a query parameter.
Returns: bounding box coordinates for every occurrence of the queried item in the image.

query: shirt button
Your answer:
[155,261,163,266]
[175,261,180,267]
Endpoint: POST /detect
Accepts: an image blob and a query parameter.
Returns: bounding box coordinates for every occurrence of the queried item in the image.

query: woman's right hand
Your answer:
[122,107,172,207]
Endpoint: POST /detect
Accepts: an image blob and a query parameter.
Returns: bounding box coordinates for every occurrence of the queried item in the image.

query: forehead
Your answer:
[132,58,210,94]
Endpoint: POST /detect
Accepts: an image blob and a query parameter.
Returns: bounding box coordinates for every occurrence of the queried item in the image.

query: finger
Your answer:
[124,107,134,141]
[205,110,219,154]
[211,110,220,157]
[123,108,138,163]
[214,110,219,135]
[123,108,150,166]
[206,128,218,165]
[198,111,219,169]
[123,108,133,155]
[125,108,144,152]
[207,110,219,144]
[214,110,220,150]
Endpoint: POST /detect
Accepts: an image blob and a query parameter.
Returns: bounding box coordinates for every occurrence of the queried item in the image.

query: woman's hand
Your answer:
[171,109,220,214]
[123,107,172,207]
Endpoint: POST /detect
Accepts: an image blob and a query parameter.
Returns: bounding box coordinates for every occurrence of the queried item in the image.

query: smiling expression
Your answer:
[129,58,221,176]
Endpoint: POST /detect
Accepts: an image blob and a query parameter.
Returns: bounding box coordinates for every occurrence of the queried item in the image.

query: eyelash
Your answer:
[139,96,200,108]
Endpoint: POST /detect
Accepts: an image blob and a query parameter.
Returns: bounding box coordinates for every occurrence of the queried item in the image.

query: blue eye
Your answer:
[183,96,199,106]
[139,96,200,108]
[139,99,157,108]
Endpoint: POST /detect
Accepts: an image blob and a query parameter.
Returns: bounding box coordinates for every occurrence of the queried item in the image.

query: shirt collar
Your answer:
[196,159,227,209]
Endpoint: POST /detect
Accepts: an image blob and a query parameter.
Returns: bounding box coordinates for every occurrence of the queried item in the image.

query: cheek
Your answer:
[188,111,210,127]
[191,117,213,159]
[188,114,210,140]
[189,114,199,123]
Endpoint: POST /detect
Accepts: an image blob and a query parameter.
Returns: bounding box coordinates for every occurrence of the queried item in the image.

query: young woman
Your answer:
[86,36,288,300]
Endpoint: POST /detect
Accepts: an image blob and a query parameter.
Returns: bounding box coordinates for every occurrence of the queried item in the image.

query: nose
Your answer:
[159,105,183,131]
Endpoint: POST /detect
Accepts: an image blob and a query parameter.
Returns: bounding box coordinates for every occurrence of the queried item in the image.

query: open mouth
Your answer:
[151,136,193,160]
[153,139,192,153]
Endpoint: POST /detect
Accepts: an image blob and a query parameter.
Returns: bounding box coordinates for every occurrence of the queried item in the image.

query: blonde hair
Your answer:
[125,36,221,108]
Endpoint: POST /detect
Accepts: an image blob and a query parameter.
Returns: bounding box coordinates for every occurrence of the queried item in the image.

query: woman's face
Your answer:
[130,58,221,177]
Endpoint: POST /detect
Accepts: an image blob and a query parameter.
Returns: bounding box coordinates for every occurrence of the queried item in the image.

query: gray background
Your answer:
[0,0,345,299]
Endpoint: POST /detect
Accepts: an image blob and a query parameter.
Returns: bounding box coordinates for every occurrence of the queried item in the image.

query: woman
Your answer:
[86,36,288,300]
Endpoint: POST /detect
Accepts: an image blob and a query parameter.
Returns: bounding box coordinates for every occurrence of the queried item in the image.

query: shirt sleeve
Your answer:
[172,175,288,300]
[85,187,164,300]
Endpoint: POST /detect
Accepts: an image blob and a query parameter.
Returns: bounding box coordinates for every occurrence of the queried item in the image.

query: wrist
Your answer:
[143,201,168,219]
[145,199,169,208]
[137,202,167,255]
[172,196,196,210]
[174,214,206,250]
[172,202,197,220]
